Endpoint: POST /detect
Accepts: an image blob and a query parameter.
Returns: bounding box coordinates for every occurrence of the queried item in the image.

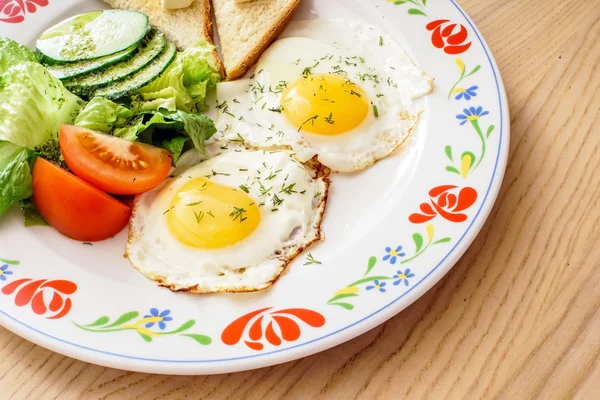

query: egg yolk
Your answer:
[281,74,369,135]
[167,178,260,249]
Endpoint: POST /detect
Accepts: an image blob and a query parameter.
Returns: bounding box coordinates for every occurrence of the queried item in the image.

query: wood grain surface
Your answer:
[1,0,599,398]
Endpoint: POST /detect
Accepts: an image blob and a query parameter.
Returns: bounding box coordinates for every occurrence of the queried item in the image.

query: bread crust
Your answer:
[200,0,227,78]
[212,0,301,80]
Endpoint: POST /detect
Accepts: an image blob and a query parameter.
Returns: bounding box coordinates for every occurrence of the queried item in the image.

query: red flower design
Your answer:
[222,307,326,351]
[409,185,477,223]
[0,0,48,24]
[1,278,77,319]
[426,19,472,55]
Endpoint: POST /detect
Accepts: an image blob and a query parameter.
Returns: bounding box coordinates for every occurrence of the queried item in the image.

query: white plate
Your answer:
[0,0,509,374]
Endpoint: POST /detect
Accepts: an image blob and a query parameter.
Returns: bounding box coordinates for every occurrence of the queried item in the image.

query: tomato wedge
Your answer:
[59,125,172,195]
[32,158,132,242]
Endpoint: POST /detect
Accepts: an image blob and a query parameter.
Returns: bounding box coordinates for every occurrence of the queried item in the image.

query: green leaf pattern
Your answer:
[327,224,452,310]
[74,310,212,346]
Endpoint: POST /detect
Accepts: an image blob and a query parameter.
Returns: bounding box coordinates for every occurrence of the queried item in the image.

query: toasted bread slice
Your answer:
[211,0,301,80]
[103,0,225,77]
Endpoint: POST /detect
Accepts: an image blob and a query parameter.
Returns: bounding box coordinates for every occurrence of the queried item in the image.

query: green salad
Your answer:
[0,10,223,226]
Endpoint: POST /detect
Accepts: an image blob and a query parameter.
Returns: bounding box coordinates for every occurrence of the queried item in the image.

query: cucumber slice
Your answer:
[93,42,177,100]
[45,43,138,80]
[65,30,167,97]
[36,10,149,63]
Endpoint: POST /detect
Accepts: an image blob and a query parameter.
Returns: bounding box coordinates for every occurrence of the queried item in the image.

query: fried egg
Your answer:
[126,146,329,293]
[212,19,433,172]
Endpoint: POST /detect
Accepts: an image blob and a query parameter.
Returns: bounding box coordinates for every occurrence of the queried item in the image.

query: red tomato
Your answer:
[32,158,132,242]
[59,125,172,195]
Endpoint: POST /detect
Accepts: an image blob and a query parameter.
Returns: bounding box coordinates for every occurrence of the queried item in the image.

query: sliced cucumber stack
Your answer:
[65,30,167,97]
[36,10,150,63]
[93,42,177,100]
[40,10,179,100]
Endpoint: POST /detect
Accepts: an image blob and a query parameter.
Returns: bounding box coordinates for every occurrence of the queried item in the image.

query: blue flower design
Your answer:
[456,106,489,125]
[454,85,478,100]
[382,246,406,265]
[0,264,13,282]
[393,269,415,286]
[144,308,173,330]
[366,280,387,293]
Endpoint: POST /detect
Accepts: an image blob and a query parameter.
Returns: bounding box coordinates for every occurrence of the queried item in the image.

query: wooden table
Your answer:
[1,0,599,398]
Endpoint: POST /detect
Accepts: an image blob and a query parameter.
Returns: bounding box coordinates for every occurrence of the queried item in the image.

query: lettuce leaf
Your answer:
[74,98,217,159]
[0,141,34,218]
[0,62,84,149]
[74,97,133,133]
[160,136,188,164]
[161,110,216,156]
[20,198,48,227]
[0,36,38,74]
[122,110,216,156]
[180,43,221,110]
[131,40,221,113]
[132,56,191,112]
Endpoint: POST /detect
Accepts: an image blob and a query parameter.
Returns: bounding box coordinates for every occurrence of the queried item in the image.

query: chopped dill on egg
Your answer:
[211,169,231,177]
[298,114,319,132]
[357,73,380,84]
[304,253,322,266]
[314,191,322,199]
[379,36,384,46]
[230,133,245,143]
[186,201,203,207]
[259,182,272,196]
[267,169,282,180]
[302,61,319,77]
[272,194,284,207]
[274,81,289,93]
[324,112,335,124]
[239,184,250,193]
[193,210,205,223]
[373,104,379,118]
[280,183,297,195]
[229,207,248,223]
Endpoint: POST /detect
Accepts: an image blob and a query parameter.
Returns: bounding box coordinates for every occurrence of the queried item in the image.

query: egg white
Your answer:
[212,19,433,172]
[126,146,329,293]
